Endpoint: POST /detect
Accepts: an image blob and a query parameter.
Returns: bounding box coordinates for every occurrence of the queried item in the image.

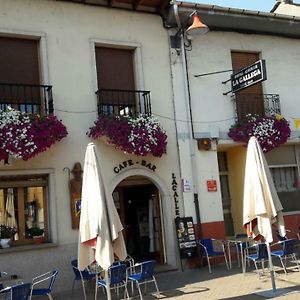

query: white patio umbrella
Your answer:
[243,137,285,295]
[78,143,127,299]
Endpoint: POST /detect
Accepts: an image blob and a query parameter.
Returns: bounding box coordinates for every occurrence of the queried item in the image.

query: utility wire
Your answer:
[55,107,235,124]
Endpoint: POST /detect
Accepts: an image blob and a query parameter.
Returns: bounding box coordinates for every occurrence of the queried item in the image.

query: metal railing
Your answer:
[232,93,281,122]
[0,83,54,115]
[96,89,152,116]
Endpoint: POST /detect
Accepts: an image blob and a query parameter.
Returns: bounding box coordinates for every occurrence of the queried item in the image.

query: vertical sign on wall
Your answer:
[172,173,180,217]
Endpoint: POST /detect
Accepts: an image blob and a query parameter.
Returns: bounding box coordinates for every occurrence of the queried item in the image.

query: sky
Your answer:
[186,0,300,12]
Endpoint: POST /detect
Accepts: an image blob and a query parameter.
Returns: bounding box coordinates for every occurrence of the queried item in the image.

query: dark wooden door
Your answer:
[231,51,264,121]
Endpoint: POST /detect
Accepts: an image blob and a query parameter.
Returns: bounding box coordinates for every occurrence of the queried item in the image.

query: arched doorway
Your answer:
[112,175,165,264]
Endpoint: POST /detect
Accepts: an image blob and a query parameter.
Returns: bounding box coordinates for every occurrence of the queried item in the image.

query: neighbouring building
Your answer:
[0,0,185,292]
[167,1,300,240]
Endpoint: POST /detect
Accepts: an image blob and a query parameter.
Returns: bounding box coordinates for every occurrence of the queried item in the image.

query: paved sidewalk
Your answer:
[48,263,300,300]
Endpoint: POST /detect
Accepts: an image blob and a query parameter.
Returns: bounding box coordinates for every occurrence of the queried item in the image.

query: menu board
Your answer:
[175,217,197,259]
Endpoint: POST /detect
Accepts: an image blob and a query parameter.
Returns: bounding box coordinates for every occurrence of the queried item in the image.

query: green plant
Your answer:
[0,225,16,239]
[29,227,44,237]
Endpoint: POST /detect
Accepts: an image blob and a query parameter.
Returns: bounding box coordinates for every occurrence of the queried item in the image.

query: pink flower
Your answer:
[0,108,68,161]
[87,114,167,157]
[228,114,291,152]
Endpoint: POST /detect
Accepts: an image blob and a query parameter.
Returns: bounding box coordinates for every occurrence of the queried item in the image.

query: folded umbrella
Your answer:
[78,143,127,271]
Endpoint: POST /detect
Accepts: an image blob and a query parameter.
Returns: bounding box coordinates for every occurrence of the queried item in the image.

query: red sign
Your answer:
[207,180,217,192]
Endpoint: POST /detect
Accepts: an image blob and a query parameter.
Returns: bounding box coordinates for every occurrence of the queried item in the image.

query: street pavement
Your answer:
[48,262,300,300]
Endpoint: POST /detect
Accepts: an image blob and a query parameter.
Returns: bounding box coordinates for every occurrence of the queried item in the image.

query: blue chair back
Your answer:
[200,239,214,255]
[282,239,295,255]
[109,264,126,285]
[48,270,58,291]
[11,283,31,300]
[257,243,268,260]
[71,259,92,280]
[140,260,155,280]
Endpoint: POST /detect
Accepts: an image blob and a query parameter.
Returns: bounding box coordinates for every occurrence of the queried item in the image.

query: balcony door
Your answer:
[95,47,136,115]
[231,51,264,122]
[0,36,41,113]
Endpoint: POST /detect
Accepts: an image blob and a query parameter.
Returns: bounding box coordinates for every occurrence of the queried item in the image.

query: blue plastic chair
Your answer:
[0,283,31,300]
[30,270,58,300]
[245,243,269,276]
[127,260,159,300]
[199,238,229,273]
[71,259,94,300]
[95,263,129,300]
[271,239,300,274]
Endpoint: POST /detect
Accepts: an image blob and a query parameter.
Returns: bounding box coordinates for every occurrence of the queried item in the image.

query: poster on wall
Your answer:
[175,216,198,264]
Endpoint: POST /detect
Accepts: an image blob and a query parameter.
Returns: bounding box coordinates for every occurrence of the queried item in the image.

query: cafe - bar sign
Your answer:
[231,59,267,93]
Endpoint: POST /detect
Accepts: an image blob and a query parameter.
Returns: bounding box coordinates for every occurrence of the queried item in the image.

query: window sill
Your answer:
[0,242,58,254]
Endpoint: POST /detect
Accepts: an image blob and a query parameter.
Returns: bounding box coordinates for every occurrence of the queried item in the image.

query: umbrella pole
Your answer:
[105,271,112,300]
[266,242,276,293]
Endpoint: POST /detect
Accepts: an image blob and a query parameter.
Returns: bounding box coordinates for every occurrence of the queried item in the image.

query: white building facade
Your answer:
[0,0,184,291]
[168,1,300,240]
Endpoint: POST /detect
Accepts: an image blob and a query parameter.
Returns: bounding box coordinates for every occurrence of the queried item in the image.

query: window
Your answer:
[270,166,300,212]
[0,175,48,246]
[266,146,300,212]
[0,36,43,113]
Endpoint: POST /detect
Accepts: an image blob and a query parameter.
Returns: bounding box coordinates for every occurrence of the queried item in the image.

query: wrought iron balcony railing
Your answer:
[0,83,54,115]
[232,93,281,122]
[96,89,152,116]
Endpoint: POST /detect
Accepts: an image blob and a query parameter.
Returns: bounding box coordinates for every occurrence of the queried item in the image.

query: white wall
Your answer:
[186,31,300,139]
[0,0,181,289]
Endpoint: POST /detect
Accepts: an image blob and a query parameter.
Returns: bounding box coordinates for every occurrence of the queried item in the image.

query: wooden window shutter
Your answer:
[231,51,265,121]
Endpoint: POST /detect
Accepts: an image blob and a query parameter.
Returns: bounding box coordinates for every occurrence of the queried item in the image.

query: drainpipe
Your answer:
[172,1,202,238]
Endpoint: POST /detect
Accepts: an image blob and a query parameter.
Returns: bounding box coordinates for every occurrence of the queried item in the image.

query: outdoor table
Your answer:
[227,238,250,272]
[0,276,23,289]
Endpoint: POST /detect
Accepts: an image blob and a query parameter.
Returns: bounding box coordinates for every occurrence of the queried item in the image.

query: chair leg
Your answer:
[81,279,87,300]
[47,293,54,300]
[124,284,130,300]
[254,261,260,277]
[207,257,212,274]
[136,282,143,300]
[153,276,160,298]
[224,253,229,270]
[94,278,98,300]
[292,254,300,272]
[71,279,76,298]
[280,257,287,274]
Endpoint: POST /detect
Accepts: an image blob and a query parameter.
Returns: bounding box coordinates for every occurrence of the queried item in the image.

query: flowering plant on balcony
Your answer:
[88,114,167,157]
[0,107,68,162]
[228,114,290,152]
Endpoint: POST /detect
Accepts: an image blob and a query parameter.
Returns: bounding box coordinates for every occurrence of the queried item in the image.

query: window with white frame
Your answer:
[266,146,300,213]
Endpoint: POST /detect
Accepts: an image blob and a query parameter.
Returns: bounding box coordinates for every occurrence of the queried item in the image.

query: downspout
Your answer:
[172,1,202,237]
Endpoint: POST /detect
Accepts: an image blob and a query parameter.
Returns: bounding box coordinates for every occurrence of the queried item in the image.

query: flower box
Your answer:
[87,114,167,157]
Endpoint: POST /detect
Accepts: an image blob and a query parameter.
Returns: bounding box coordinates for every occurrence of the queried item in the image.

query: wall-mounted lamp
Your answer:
[170,10,209,50]
[186,14,209,36]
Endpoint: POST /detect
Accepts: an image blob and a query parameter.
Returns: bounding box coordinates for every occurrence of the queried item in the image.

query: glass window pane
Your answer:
[266,146,296,165]
[270,167,300,212]
[218,152,228,172]
[25,187,45,239]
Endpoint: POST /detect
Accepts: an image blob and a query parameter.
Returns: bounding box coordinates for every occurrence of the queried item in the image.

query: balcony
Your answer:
[96,89,152,117]
[232,93,281,122]
[0,83,54,115]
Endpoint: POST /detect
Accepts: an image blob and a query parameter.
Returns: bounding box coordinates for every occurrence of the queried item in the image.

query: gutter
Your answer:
[166,2,300,39]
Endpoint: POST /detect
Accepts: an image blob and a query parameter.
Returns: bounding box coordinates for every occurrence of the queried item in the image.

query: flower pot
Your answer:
[0,238,11,248]
[33,236,44,245]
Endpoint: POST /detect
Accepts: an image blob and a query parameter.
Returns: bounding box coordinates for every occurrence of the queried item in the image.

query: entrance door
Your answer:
[218,152,234,237]
[112,179,164,264]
